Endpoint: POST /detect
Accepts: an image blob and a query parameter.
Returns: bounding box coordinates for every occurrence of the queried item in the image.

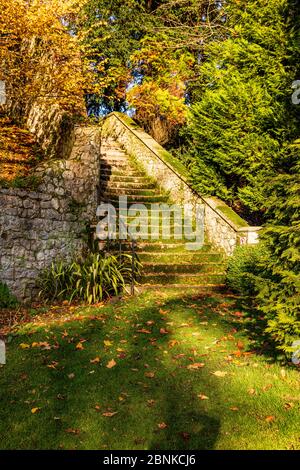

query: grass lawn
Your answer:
[0,289,299,450]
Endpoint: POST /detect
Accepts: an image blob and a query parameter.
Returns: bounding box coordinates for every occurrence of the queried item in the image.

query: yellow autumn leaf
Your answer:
[104,340,113,347]
[76,342,84,350]
[20,343,30,349]
[31,407,41,414]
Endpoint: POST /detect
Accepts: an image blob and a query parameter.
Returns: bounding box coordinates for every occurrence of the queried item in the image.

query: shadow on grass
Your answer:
[0,293,221,450]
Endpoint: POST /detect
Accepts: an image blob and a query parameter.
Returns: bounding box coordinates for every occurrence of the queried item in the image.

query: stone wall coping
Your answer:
[106,112,262,235]
[236,226,262,233]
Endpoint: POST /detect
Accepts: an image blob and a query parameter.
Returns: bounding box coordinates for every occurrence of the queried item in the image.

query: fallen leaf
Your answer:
[76,342,84,350]
[262,384,273,392]
[168,340,179,348]
[212,371,228,377]
[65,428,80,434]
[68,373,75,379]
[104,340,113,347]
[137,329,151,334]
[20,343,30,349]
[248,388,257,396]
[284,402,294,410]
[102,411,118,417]
[232,311,244,318]
[198,394,209,400]
[230,406,239,411]
[187,363,205,370]
[158,422,168,429]
[147,399,156,407]
[159,309,169,315]
[90,357,100,364]
[265,416,275,423]
[106,359,116,369]
[160,328,169,335]
[145,372,155,378]
[31,407,41,414]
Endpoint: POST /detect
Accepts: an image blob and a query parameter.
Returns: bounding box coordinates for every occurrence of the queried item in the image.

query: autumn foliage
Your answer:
[0,0,91,120]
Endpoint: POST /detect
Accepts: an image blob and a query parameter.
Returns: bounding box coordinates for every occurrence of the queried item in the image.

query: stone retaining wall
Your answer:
[0,126,100,300]
[102,112,261,256]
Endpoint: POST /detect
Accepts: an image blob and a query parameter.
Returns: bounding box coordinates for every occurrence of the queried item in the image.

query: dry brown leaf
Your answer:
[158,422,168,429]
[102,411,118,417]
[198,394,209,400]
[145,372,155,378]
[265,415,275,423]
[90,357,100,364]
[187,363,205,370]
[65,428,80,434]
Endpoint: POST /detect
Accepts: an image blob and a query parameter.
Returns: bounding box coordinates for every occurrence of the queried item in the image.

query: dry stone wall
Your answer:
[0,126,100,300]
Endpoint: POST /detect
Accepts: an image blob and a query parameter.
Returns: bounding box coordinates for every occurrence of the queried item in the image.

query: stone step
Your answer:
[111,241,212,252]
[101,149,127,157]
[101,188,160,196]
[100,175,153,182]
[137,252,224,263]
[140,273,225,285]
[138,284,226,292]
[101,182,156,190]
[101,169,144,177]
[101,195,170,203]
[101,163,134,171]
[142,262,225,274]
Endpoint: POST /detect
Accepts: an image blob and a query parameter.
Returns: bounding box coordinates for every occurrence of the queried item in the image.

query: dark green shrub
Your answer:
[39,252,141,304]
[226,243,269,296]
[0,282,18,308]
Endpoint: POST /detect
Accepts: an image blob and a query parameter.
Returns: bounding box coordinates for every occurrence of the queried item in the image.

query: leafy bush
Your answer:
[226,243,269,296]
[0,282,18,309]
[226,158,300,358]
[39,252,141,304]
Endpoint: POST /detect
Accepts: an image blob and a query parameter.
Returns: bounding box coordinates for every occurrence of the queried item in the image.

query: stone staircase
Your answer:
[98,138,226,290]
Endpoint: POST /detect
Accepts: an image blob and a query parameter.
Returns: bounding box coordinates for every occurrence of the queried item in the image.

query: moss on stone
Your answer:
[216,204,248,228]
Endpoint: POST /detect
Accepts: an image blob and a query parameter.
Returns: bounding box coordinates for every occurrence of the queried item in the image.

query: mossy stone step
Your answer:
[122,242,213,252]
[140,273,225,285]
[138,284,226,291]
[100,175,152,182]
[102,195,170,204]
[137,252,224,263]
[101,169,146,177]
[102,182,156,190]
[142,262,225,274]
[102,189,160,197]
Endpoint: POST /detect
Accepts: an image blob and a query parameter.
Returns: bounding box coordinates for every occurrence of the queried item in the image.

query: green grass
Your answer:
[0,289,299,450]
